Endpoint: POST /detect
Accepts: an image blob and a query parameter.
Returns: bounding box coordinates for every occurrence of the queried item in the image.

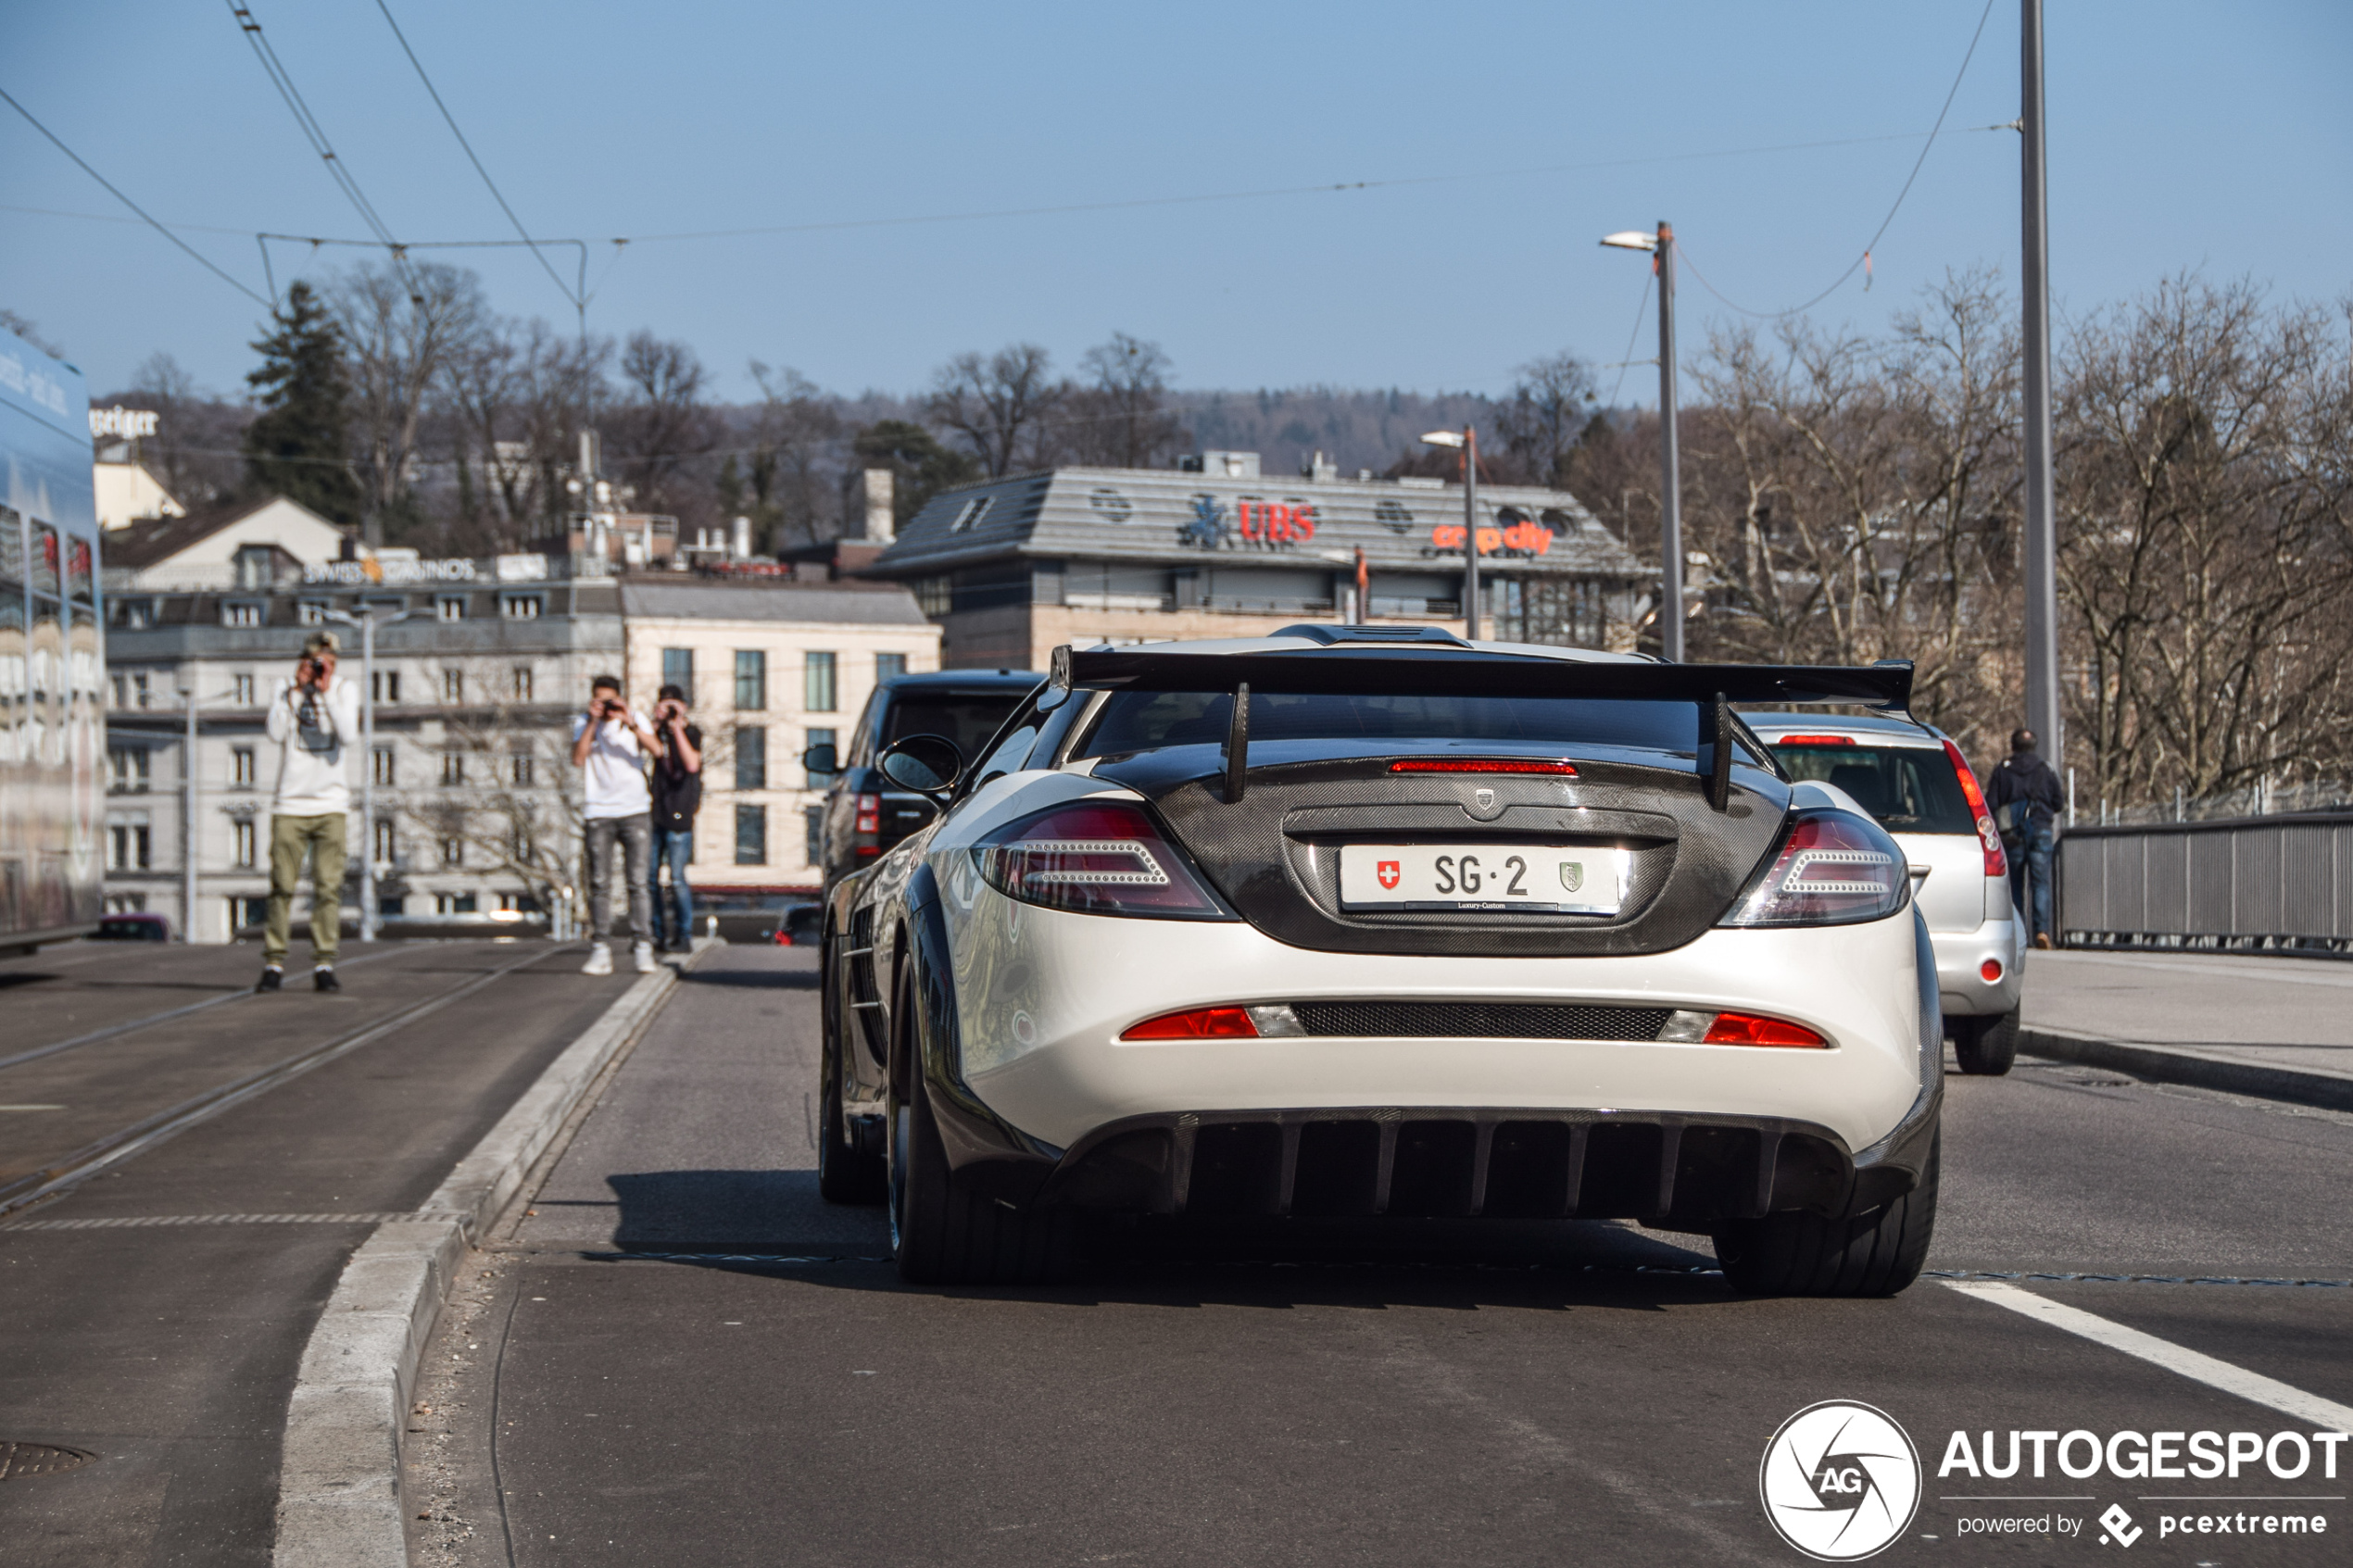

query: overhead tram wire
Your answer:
[0,85,271,306]
[224,0,421,301]
[369,0,582,325]
[1672,0,2001,321]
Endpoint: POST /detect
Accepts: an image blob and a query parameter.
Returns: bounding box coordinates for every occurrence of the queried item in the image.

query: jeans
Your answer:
[585,812,652,944]
[2009,823,2057,942]
[648,825,695,946]
[264,812,347,965]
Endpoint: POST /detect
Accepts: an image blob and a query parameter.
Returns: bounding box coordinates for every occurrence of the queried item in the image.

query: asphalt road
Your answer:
[0,938,639,1567]
[407,944,2353,1568]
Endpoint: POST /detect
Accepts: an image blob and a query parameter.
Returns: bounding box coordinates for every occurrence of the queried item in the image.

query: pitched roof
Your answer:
[103,495,338,570]
[868,465,1645,580]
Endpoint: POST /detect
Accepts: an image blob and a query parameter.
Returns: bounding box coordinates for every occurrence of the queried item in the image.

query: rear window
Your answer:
[881,691,1030,759]
[1078,691,1705,760]
[1774,743,1973,834]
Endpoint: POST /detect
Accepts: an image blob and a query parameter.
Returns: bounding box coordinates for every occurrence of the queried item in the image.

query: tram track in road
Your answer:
[0,944,413,1073]
[0,945,561,1221]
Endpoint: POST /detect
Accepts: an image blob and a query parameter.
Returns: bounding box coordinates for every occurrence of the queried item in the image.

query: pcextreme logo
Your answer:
[1760,1401,1923,1562]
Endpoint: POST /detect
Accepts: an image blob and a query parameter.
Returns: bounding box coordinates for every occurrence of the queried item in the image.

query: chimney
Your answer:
[731,515,752,558]
[1302,449,1338,482]
[860,469,896,543]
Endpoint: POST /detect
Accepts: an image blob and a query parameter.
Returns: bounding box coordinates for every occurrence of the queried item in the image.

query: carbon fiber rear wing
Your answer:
[1050,644,1914,812]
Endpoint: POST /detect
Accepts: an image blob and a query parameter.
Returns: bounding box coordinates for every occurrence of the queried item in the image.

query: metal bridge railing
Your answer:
[2058,811,2353,958]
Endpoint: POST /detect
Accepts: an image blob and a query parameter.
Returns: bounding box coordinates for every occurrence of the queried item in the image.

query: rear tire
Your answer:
[887,974,1072,1286]
[1712,1134,1939,1298]
[1951,1009,2020,1076]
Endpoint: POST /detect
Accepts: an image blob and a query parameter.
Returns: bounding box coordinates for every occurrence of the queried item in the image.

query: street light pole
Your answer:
[1655,220,1683,662]
[180,674,199,942]
[2020,0,2061,762]
[1462,424,1480,640]
[1601,222,1683,660]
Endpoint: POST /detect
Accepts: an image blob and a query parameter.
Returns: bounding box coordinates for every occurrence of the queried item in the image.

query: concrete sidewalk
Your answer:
[2022,948,2353,1110]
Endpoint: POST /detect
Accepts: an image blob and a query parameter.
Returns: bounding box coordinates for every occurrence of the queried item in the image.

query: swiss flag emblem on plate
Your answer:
[1377,860,1402,890]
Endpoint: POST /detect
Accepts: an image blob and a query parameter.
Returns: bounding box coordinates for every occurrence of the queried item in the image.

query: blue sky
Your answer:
[4,1,2347,403]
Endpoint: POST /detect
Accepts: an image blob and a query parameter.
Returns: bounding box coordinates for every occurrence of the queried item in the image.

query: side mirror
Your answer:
[800,742,838,777]
[876,733,964,798]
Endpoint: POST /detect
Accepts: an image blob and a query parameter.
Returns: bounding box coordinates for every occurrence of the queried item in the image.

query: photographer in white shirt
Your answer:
[569,673,662,974]
[258,631,362,992]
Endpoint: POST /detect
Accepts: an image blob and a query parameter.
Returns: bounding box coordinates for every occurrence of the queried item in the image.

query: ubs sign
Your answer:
[1179,495,1320,551]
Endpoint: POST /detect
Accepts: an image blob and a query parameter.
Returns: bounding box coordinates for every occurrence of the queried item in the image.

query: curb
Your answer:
[2021,1025,2353,1113]
[271,942,710,1567]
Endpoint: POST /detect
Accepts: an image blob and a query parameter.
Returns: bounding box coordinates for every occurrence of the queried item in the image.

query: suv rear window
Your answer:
[881,691,1030,759]
[1079,691,1708,760]
[1774,743,1973,834]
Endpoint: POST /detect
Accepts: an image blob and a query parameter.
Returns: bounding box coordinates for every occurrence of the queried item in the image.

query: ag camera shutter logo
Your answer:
[1760,1400,1921,1561]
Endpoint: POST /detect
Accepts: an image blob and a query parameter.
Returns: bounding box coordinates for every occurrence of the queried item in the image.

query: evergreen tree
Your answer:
[243,282,361,526]
[851,419,979,527]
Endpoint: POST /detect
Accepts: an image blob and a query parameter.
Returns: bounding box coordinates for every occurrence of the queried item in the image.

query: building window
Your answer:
[804,651,837,712]
[439,836,465,869]
[233,819,257,868]
[233,545,275,590]
[437,596,467,621]
[876,652,908,682]
[109,814,152,871]
[297,600,328,626]
[222,601,262,628]
[511,754,535,786]
[735,726,766,791]
[949,495,993,533]
[443,669,464,704]
[502,595,542,620]
[734,649,766,710]
[233,746,255,786]
[804,727,837,787]
[373,669,401,704]
[373,746,396,786]
[511,666,534,702]
[804,806,824,868]
[120,599,153,630]
[735,803,766,865]
[441,753,465,786]
[233,671,256,706]
[435,891,478,914]
[913,576,950,618]
[662,647,694,705]
[107,892,147,914]
[108,747,149,793]
[373,818,396,863]
[232,896,269,932]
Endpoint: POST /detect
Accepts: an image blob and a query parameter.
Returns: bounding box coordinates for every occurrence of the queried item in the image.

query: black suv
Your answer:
[801,669,1038,888]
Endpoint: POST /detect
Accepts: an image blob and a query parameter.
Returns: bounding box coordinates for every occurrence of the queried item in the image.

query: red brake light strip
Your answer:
[1389,759,1578,775]
[1771,735,1856,746]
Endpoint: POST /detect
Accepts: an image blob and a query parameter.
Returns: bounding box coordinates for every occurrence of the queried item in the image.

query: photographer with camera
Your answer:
[569,673,661,975]
[257,632,362,992]
[647,683,703,952]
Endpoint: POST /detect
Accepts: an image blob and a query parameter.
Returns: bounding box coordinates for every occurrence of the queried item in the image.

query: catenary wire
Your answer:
[0,86,271,306]
[1605,269,1655,408]
[1673,0,2000,321]
[370,0,578,310]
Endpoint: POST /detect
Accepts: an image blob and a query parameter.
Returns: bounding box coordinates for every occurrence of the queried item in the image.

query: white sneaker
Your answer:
[582,943,613,976]
[632,940,657,973]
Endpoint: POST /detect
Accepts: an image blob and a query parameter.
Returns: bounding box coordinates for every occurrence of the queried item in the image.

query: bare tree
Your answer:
[1058,332,1187,469]
[928,343,1062,477]
[333,259,488,546]
[607,331,718,521]
[746,361,845,549]
[397,658,583,920]
[123,352,247,508]
[443,318,610,548]
[1493,351,1598,486]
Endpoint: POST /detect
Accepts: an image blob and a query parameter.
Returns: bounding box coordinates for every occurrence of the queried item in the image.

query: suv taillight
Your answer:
[855,793,880,834]
[1721,809,1909,927]
[1941,740,2007,877]
[973,801,1233,921]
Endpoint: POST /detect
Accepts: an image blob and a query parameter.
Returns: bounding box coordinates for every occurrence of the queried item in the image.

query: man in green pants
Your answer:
[258,631,361,992]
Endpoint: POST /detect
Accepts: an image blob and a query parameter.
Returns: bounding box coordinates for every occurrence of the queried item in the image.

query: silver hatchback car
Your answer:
[1743,712,2025,1073]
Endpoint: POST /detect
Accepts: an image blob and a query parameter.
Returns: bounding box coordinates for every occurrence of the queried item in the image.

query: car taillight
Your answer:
[1772,734,1856,746]
[1720,809,1908,927]
[1121,1004,1304,1039]
[973,800,1234,921]
[1659,1009,1828,1047]
[1941,739,2007,877]
[855,793,880,834]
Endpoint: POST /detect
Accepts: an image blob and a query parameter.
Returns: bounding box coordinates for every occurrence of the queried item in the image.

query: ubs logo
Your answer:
[1759,1401,1920,1561]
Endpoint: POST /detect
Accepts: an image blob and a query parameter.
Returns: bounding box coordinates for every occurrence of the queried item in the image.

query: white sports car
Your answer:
[817,627,1942,1296]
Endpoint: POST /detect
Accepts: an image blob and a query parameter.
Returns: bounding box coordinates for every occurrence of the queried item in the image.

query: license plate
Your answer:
[1337,844,1630,914]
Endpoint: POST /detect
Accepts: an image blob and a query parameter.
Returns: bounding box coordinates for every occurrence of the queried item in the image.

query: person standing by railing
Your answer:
[1989,727,2066,949]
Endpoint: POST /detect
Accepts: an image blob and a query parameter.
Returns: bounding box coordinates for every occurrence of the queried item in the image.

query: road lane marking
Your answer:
[1944,1280,2353,1430]
[1929,1268,2353,1289]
